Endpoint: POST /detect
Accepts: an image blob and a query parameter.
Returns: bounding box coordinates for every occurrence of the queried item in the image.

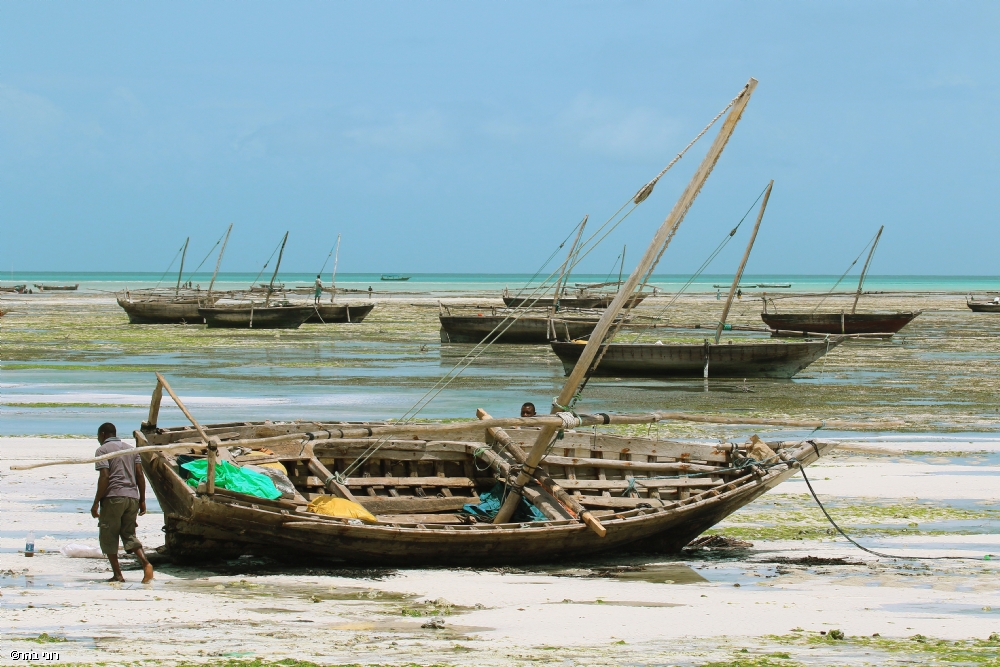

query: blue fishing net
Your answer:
[462,483,548,522]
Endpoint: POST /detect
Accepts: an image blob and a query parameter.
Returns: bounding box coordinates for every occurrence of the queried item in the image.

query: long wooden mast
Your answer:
[207,224,233,297]
[330,234,341,304]
[265,232,289,307]
[175,237,189,295]
[552,217,587,314]
[714,180,773,343]
[852,225,883,314]
[493,78,758,530]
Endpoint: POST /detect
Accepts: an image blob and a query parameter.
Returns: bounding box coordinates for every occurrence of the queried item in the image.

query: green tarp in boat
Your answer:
[181,459,281,500]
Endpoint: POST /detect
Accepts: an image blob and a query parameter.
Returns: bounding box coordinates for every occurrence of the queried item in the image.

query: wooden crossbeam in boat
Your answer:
[344,476,476,488]
[355,496,472,514]
[556,477,722,491]
[541,454,720,474]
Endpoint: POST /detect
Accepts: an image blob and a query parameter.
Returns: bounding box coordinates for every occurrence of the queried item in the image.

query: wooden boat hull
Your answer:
[304,303,375,324]
[117,295,218,324]
[550,340,839,378]
[199,305,314,329]
[439,315,602,344]
[761,311,920,335]
[501,294,647,309]
[34,284,79,291]
[136,419,836,566]
[967,301,1000,313]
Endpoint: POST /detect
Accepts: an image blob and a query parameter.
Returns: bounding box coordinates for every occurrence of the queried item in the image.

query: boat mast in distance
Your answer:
[852,225,883,314]
[493,77,759,530]
[265,232,289,307]
[331,233,341,303]
[552,216,587,315]
[175,237,189,296]
[715,180,773,343]
[207,224,233,297]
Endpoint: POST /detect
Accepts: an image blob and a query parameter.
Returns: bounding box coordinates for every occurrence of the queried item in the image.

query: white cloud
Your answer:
[558,94,682,159]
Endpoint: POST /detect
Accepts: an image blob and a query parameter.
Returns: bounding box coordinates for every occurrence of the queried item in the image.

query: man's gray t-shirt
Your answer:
[94,438,141,499]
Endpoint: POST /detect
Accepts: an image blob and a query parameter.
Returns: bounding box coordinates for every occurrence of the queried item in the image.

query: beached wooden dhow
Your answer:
[117,227,232,324]
[966,297,1000,313]
[131,386,841,564]
[552,181,838,379]
[199,231,313,329]
[761,227,920,335]
[33,283,79,291]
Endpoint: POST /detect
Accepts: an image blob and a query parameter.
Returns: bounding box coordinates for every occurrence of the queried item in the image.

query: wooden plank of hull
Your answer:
[137,423,837,565]
[304,303,375,324]
[550,340,839,379]
[761,312,920,335]
[439,315,601,344]
[501,295,646,309]
[117,297,209,324]
[199,306,314,329]
[967,301,1000,313]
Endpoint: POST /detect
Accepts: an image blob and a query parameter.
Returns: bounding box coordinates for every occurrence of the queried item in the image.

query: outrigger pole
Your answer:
[714,180,773,344]
[851,225,883,314]
[492,78,759,532]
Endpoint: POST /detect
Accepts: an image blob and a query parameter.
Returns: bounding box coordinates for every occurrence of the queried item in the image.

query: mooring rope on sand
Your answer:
[799,465,990,562]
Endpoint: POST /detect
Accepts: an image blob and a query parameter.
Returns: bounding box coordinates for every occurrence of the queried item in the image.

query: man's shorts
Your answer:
[98,497,142,555]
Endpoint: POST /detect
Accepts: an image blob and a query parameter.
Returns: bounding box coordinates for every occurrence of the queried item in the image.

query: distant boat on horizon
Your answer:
[380,274,410,281]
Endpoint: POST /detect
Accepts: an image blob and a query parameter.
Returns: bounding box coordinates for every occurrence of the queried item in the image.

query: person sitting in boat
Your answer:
[521,402,536,417]
[314,275,323,305]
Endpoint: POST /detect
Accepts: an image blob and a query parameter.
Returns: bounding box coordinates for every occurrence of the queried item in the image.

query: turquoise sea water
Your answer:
[3,272,999,295]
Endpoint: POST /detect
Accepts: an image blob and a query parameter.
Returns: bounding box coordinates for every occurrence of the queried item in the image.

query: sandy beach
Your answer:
[3,436,998,666]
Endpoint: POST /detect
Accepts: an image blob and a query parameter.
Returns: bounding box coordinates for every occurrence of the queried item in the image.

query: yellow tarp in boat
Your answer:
[243,450,287,474]
[307,496,377,523]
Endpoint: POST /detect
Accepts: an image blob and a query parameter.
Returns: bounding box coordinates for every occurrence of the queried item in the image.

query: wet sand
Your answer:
[3,437,999,666]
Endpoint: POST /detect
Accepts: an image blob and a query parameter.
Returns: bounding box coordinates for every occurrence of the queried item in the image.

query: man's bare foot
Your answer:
[141,564,154,584]
[107,575,125,582]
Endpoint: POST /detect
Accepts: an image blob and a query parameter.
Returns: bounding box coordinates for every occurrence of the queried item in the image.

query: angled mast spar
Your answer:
[330,234,341,303]
[264,232,289,307]
[493,78,758,530]
[175,237,189,296]
[207,224,233,297]
[551,217,587,314]
[714,180,773,343]
[852,225,883,314]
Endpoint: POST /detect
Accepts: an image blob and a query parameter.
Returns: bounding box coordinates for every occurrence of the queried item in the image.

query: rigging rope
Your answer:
[182,228,228,285]
[511,219,586,300]
[152,242,187,289]
[809,228,882,314]
[241,238,285,304]
[339,93,743,478]
[625,183,770,341]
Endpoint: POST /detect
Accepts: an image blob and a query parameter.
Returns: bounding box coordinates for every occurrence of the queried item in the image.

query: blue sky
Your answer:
[1,2,998,275]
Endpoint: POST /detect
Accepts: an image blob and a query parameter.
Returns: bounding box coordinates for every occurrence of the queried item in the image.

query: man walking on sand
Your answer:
[91,422,154,583]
